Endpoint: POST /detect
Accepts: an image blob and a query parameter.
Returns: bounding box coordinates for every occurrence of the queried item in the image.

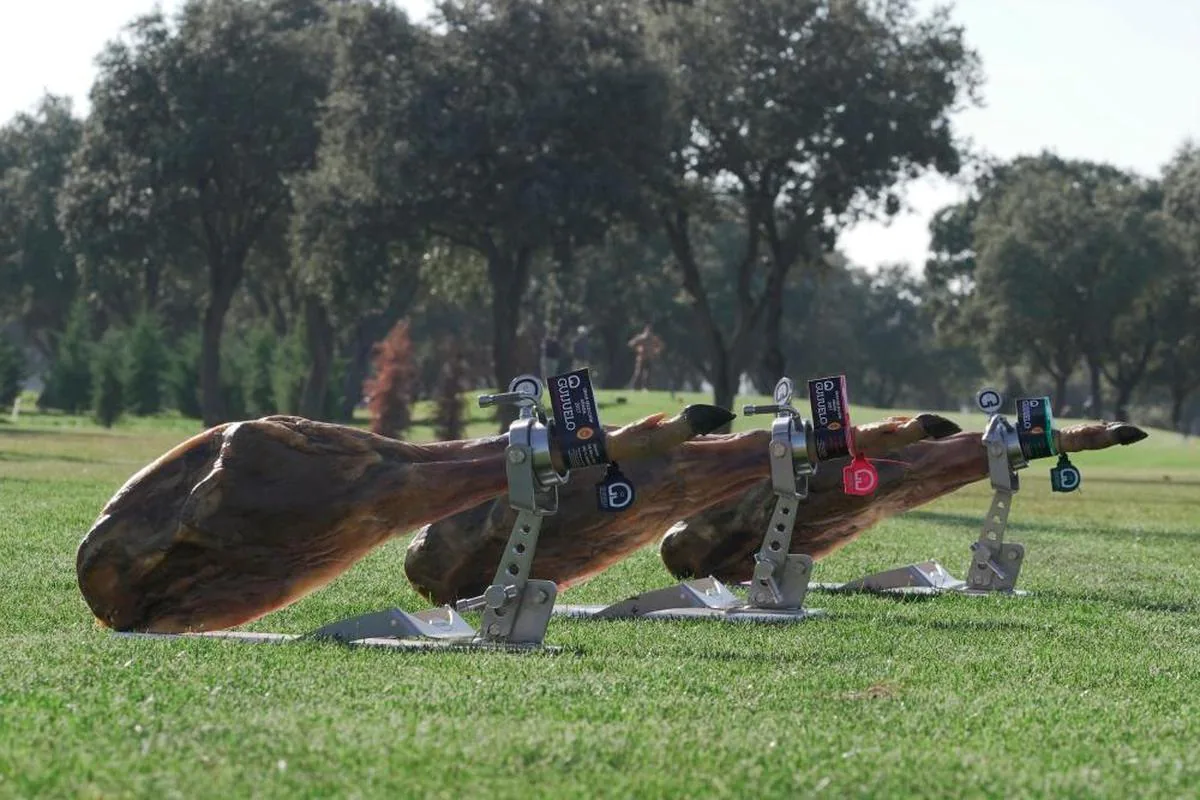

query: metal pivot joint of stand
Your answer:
[967,387,1027,593]
[741,377,817,610]
[454,376,568,645]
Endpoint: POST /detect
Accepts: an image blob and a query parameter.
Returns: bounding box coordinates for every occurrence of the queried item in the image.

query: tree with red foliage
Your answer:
[365,319,415,439]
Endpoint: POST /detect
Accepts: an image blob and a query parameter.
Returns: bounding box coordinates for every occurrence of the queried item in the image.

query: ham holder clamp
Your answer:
[812,387,1081,596]
[121,374,580,652]
[554,375,866,623]
[310,375,569,649]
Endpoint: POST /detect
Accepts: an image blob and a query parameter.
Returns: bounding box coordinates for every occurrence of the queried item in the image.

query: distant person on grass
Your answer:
[627,324,664,390]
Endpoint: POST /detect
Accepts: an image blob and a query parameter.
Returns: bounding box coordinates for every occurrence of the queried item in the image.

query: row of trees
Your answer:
[0,0,980,431]
[925,150,1200,427]
[0,0,1196,432]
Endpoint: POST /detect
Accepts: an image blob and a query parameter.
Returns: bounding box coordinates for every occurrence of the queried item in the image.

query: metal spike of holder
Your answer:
[555,377,824,623]
[118,375,569,652]
[811,386,1031,597]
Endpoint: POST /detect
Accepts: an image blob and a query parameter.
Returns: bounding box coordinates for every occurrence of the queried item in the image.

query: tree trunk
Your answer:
[338,313,387,423]
[755,289,786,392]
[299,295,334,420]
[659,209,749,433]
[709,346,737,427]
[1171,386,1186,432]
[1087,358,1103,418]
[487,248,532,432]
[143,260,160,313]
[1108,391,1128,422]
[1053,372,1069,415]
[491,291,520,431]
[200,283,236,428]
[1113,384,1132,423]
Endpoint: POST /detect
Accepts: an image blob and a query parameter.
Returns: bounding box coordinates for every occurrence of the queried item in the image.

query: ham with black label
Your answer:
[809,374,878,496]
[548,367,637,512]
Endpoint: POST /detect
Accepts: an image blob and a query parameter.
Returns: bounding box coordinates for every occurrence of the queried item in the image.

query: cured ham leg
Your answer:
[660,421,1148,582]
[77,406,733,634]
[405,414,958,603]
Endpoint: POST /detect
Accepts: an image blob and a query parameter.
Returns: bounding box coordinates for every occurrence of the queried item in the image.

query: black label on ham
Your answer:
[548,367,609,468]
[1015,396,1055,460]
[808,375,851,461]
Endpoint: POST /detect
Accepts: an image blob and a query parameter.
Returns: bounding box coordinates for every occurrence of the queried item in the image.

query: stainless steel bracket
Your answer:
[740,377,816,610]
[554,376,823,624]
[962,393,1027,592]
[312,375,569,648]
[809,386,1031,597]
[455,376,567,645]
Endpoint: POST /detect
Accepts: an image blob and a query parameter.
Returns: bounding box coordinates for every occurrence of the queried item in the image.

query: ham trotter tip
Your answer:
[1055,420,1150,453]
[1114,423,1149,446]
[681,404,737,436]
[915,413,962,440]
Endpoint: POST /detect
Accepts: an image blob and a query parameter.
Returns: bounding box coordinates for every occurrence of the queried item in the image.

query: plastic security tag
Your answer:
[596,463,636,512]
[843,454,879,496]
[1050,453,1081,493]
[548,368,609,468]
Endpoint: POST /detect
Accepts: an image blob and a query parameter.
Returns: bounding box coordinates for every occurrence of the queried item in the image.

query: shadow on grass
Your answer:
[902,510,1045,534]
[1074,475,1200,487]
[0,451,102,465]
[1033,587,1200,615]
[562,614,1049,664]
[0,427,124,440]
[903,509,1200,538]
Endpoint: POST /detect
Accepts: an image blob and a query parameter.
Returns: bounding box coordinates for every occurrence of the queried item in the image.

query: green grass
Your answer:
[2,391,1199,798]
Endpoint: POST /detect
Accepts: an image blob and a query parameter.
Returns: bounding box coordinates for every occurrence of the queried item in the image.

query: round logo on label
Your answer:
[605,481,635,510]
[843,462,879,496]
[510,374,543,399]
[976,387,1003,415]
[577,426,594,440]
[773,378,794,406]
[827,421,841,431]
[1055,466,1081,491]
[1029,426,1043,434]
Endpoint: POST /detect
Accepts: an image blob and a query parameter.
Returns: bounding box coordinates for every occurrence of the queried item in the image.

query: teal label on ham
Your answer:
[1015,396,1056,459]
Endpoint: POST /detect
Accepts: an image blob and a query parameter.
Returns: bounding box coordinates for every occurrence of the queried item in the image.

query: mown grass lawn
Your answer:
[1,391,1198,798]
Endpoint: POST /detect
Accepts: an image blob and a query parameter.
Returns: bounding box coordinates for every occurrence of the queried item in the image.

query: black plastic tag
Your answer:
[1050,453,1081,492]
[596,463,636,512]
[548,367,609,468]
[809,375,851,460]
[1016,396,1055,460]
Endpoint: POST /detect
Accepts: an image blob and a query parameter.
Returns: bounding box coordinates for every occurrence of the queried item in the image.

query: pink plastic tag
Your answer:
[843,454,879,496]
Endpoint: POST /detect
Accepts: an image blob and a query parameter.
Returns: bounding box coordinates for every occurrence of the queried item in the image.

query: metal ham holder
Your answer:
[119,375,569,652]
[555,377,824,623]
[812,387,1080,596]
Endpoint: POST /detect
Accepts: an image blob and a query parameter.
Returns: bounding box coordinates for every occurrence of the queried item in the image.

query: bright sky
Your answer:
[2,0,1198,272]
